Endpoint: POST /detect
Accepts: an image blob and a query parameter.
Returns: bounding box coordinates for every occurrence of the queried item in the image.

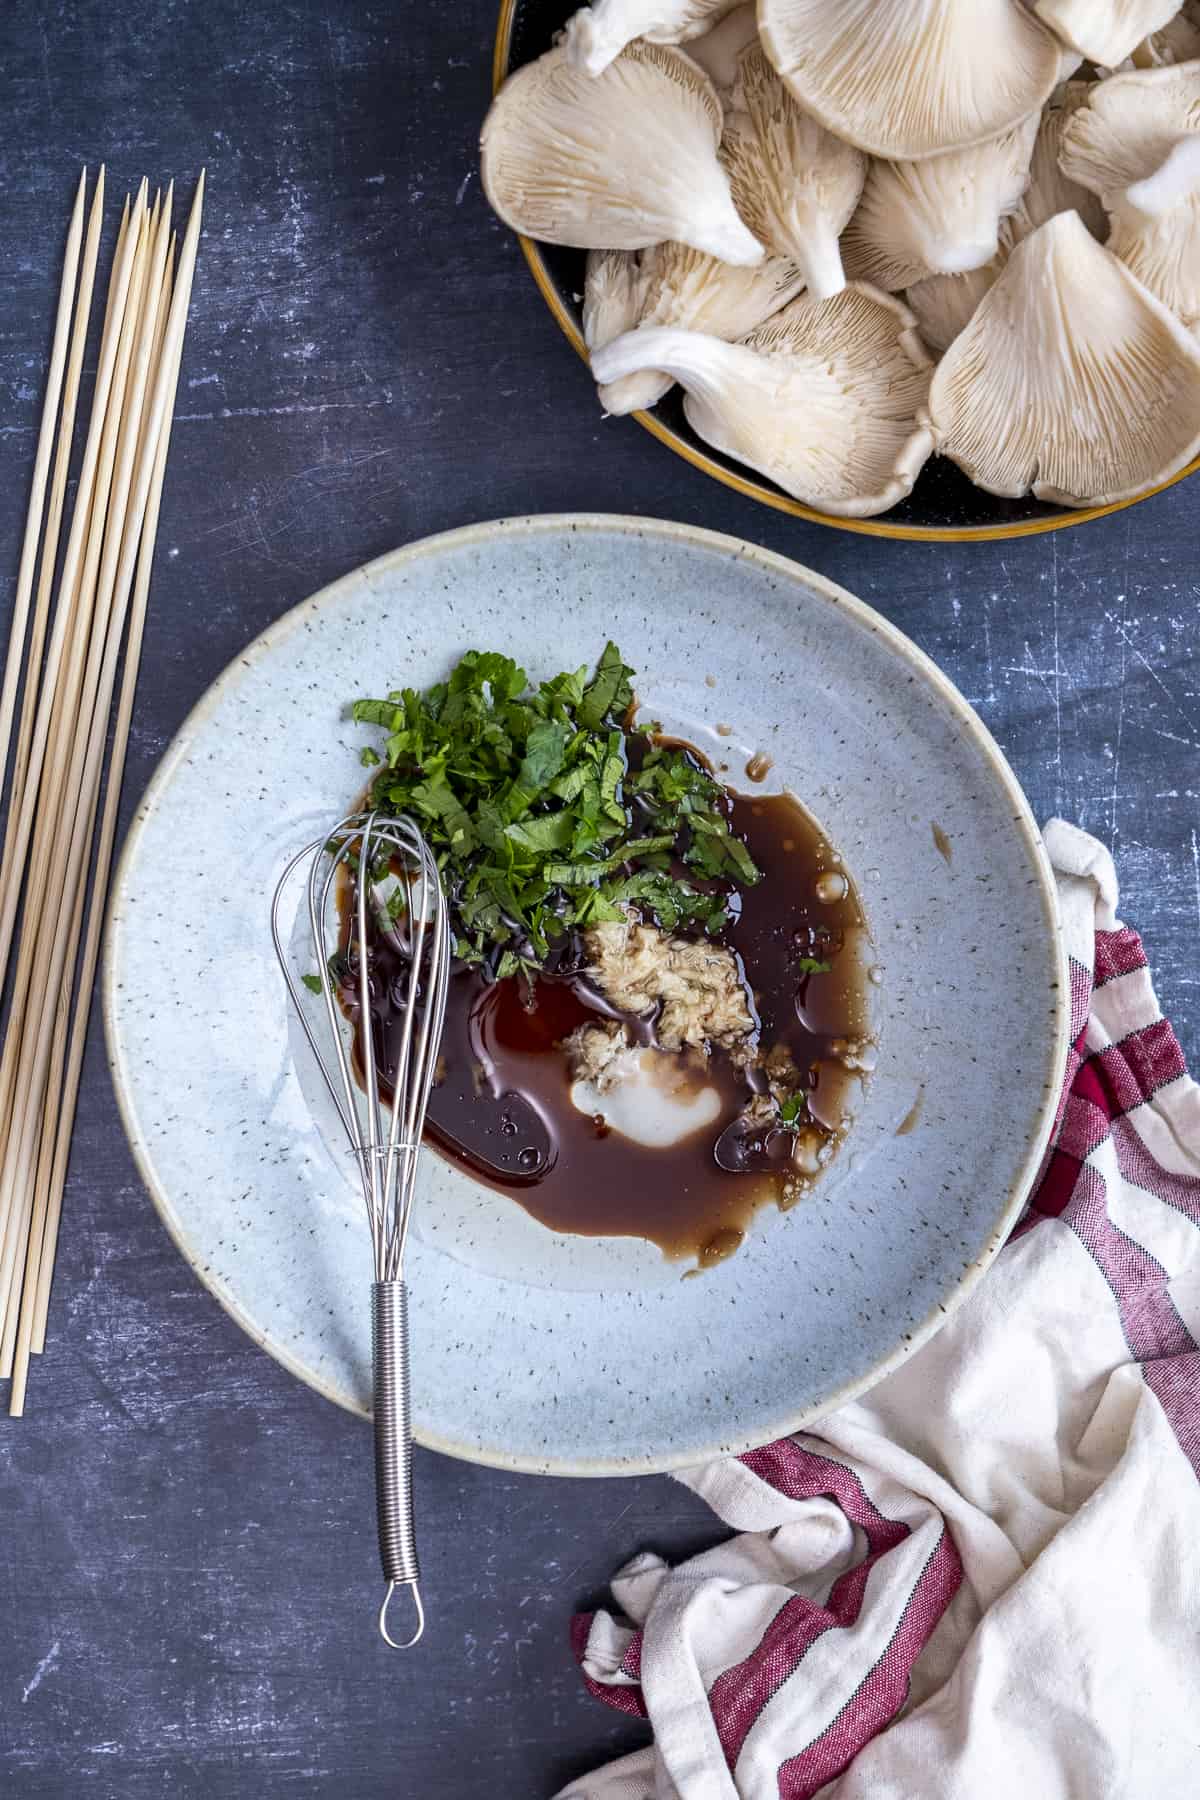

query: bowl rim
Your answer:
[491,0,1200,544]
[104,513,1071,1472]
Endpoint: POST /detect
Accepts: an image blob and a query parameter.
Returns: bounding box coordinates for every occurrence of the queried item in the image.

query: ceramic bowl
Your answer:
[105,515,1068,1473]
[492,0,1200,542]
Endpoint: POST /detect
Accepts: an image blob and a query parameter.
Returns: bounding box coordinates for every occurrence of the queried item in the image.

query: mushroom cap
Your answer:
[904,79,1110,352]
[1058,59,1200,201]
[906,218,1024,355]
[685,3,759,93]
[719,43,866,298]
[757,0,1063,160]
[481,40,764,265]
[584,249,671,414]
[638,239,808,336]
[1131,1,1200,67]
[922,210,1200,505]
[588,240,808,413]
[1107,135,1200,328]
[583,247,648,351]
[565,0,744,77]
[1033,1,1182,71]
[842,115,1039,291]
[1021,80,1108,237]
[590,285,935,516]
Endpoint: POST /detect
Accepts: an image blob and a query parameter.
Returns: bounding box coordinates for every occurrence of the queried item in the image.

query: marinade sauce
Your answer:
[341,762,869,1265]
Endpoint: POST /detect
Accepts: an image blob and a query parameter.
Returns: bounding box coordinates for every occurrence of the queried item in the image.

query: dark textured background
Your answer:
[1,3,1197,1794]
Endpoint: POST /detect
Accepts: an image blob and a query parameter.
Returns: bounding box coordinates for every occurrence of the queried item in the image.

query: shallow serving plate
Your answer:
[106,515,1068,1474]
[493,0,1200,543]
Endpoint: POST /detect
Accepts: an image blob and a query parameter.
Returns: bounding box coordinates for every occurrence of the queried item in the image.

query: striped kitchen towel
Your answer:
[558,821,1200,1800]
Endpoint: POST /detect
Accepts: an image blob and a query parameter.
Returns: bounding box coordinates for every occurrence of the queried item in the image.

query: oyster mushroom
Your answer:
[564,0,743,77]
[587,240,808,413]
[905,81,1107,353]
[1058,60,1200,202]
[480,41,763,266]
[922,210,1200,504]
[841,114,1040,291]
[1059,59,1200,318]
[583,248,648,349]
[590,285,935,515]
[1032,1,1182,70]
[1021,80,1108,236]
[906,219,1024,355]
[756,0,1063,159]
[685,2,759,94]
[1132,1,1200,66]
[719,43,866,298]
[583,249,666,414]
[1107,135,1200,327]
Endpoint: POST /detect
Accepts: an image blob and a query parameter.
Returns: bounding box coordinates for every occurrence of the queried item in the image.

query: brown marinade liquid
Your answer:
[344,779,867,1263]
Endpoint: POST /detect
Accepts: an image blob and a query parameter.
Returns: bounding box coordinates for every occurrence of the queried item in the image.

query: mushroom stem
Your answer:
[919,230,1001,276]
[1124,137,1200,220]
[688,212,767,268]
[796,220,846,300]
[591,325,748,404]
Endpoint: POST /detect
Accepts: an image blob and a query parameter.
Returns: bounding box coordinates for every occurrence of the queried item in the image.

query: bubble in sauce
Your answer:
[815,871,849,904]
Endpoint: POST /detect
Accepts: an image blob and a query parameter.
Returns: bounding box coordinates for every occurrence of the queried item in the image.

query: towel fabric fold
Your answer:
[558,822,1200,1800]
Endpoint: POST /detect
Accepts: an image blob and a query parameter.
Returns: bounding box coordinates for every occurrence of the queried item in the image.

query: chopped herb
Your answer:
[352,643,761,967]
[301,973,323,995]
[795,957,832,975]
[359,745,381,768]
[778,1092,808,1129]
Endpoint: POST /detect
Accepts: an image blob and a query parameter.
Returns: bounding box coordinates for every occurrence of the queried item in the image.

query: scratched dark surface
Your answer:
[0,2,1198,1794]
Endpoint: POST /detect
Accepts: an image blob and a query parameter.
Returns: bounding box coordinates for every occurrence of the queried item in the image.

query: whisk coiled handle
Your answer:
[372,1280,424,1647]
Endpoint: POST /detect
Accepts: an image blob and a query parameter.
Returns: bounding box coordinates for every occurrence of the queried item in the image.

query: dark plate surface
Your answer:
[495,0,1200,541]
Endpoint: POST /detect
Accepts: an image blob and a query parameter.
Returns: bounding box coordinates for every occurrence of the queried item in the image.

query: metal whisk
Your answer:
[271,809,450,1649]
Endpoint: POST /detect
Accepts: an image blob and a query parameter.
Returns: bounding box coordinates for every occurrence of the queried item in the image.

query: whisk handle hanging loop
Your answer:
[372,1278,424,1649]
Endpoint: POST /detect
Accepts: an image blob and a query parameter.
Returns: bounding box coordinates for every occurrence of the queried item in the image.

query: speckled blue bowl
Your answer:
[105,515,1068,1474]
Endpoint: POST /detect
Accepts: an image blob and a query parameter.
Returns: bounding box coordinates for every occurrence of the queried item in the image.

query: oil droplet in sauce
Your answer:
[932,823,953,866]
[745,752,773,783]
[715,722,733,737]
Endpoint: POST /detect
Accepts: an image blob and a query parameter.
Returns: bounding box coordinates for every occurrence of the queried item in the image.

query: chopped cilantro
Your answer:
[778,1092,808,1129]
[359,745,381,768]
[795,957,832,975]
[351,643,761,968]
[301,973,323,995]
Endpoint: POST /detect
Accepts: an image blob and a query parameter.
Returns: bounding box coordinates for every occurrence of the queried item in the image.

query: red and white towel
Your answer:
[558,822,1200,1799]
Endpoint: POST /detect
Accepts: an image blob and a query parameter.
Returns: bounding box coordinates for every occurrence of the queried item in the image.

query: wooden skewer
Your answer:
[0,179,147,997]
[2,176,203,1384]
[1,171,105,842]
[0,195,153,1088]
[0,193,154,1341]
[0,187,157,1352]
[19,241,186,1389]
[0,171,86,832]
[0,192,165,1366]
[0,171,203,1402]
[4,224,174,1394]
[12,241,183,1405]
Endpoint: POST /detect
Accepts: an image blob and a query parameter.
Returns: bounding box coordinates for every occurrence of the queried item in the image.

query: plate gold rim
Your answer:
[490,0,1200,544]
